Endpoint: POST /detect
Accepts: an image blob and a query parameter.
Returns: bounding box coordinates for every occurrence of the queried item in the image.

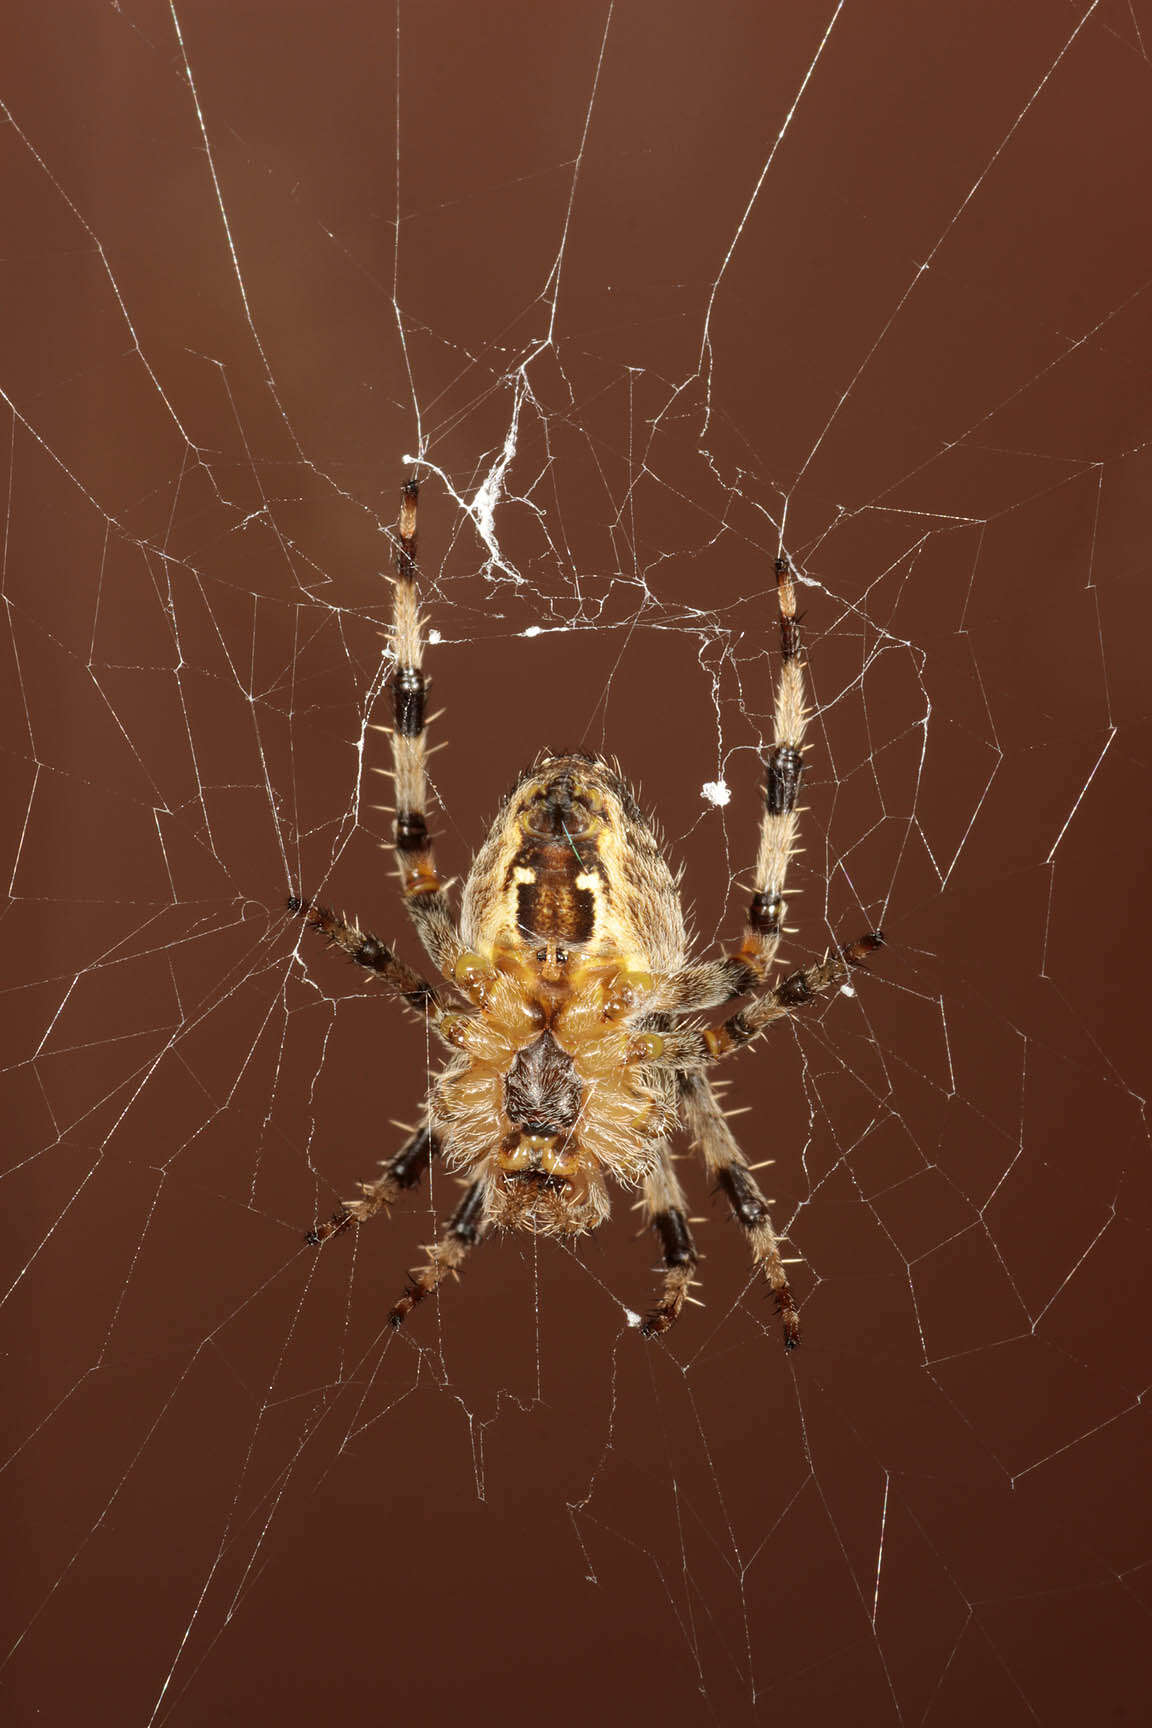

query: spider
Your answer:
[290,479,882,1346]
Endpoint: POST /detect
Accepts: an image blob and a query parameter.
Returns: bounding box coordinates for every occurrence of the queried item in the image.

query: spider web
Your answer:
[2,2,1150,1724]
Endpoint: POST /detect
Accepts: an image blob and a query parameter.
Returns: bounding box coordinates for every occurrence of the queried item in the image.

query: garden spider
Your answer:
[291,479,882,1346]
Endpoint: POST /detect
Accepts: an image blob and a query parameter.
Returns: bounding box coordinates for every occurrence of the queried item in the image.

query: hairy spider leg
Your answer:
[639,1151,700,1336]
[306,1123,440,1243]
[654,554,816,1017]
[389,1177,489,1329]
[679,1072,800,1347]
[386,479,462,978]
[640,933,886,1072]
[740,554,808,977]
[706,931,885,1057]
[287,896,445,1023]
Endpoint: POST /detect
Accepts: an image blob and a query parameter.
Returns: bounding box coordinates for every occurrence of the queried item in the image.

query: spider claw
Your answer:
[305,1207,353,1245]
[640,1302,681,1338]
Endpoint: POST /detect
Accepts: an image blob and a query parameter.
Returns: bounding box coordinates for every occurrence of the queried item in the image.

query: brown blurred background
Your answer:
[2,2,1150,1723]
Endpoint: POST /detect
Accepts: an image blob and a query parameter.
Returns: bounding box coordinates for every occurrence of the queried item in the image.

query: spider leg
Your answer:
[706,930,884,1058]
[389,1175,488,1329]
[384,479,462,979]
[287,896,460,1045]
[679,1072,800,1348]
[639,1151,700,1337]
[738,553,808,978]
[637,931,885,1072]
[653,555,809,1019]
[306,1122,440,1243]
[652,954,758,1014]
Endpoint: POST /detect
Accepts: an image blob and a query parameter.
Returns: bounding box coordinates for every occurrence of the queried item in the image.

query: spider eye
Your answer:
[556,947,568,964]
[536,948,547,963]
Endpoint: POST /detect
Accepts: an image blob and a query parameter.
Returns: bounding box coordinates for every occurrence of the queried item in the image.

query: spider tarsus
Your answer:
[287,893,327,932]
[639,1307,676,1339]
[388,1287,420,1329]
[640,1259,695,1338]
[775,1288,801,1350]
[305,1207,352,1246]
[849,929,885,958]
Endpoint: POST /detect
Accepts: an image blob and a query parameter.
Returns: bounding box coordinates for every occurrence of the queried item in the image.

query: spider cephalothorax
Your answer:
[292,480,883,1345]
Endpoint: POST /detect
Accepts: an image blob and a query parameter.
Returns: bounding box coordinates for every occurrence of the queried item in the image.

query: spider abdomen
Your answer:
[459,752,687,976]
